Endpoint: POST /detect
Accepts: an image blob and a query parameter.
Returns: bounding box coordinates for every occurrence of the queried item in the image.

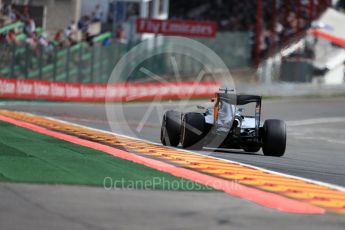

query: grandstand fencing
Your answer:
[0,32,252,84]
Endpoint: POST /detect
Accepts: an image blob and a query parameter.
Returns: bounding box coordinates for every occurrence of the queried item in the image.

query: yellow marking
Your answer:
[285,192,345,200]
[309,200,345,209]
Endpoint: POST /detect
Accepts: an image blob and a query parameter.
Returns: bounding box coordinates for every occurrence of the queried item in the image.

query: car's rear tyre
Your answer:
[262,119,286,157]
[180,112,205,150]
[243,146,261,153]
[160,110,181,147]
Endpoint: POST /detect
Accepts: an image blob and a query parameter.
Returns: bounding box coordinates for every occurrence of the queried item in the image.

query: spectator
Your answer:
[84,31,94,46]
[38,32,48,47]
[3,3,16,21]
[78,15,90,34]
[23,4,30,19]
[18,4,31,24]
[93,4,103,22]
[64,20,77,43]
[38,32,55,57]
[5,30,17,44]
[0,33,6,44]
[102,37,111,46]
[53,29,63,47]
[25,31,38,48]
[115,25,126,43]
[24,17,36,36]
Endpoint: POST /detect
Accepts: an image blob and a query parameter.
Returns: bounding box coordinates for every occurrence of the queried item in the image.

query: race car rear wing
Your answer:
[236,95,262,105]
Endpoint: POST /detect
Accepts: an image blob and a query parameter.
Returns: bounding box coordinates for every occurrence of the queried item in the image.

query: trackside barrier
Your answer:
[0,77,220,102]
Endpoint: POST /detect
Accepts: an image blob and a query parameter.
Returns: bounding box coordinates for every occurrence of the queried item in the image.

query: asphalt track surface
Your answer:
[1,97,345,229]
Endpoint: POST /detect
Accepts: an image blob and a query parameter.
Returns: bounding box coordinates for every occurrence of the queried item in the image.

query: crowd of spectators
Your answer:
[0,3,56,60]
[169,0,331,59]
[0,2,115,78]
[170,0,256,31]
[1,4,35,43]
[0,3,111,54]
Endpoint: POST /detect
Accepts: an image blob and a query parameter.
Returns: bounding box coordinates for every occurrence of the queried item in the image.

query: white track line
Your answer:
[287,117,345,127]
[18,111,345,192]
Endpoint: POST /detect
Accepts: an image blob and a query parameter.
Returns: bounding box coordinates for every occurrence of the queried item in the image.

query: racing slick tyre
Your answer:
[180,112,205,150]
[160,110,181,147]
[262,119,286,157]
[243,146,261,153]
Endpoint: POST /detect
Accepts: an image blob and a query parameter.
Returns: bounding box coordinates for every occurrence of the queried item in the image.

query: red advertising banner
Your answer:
[0,77,220,102]
[136,18,217,38]
[0,78,17,98]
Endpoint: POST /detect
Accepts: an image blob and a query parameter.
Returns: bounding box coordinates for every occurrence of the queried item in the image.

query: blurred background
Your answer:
[0,0,344,98]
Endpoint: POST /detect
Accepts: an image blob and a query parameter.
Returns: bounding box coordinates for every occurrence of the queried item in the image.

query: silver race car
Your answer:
[160,89,286,157]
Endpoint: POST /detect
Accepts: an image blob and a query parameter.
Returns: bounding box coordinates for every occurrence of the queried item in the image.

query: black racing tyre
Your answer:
[262,119,286,157]
[160,110,181,147]
[243,146,261,153]
[180,112,205,150]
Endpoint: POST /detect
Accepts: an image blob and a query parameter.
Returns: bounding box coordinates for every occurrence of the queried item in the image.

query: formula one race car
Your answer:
[160,89,286,157]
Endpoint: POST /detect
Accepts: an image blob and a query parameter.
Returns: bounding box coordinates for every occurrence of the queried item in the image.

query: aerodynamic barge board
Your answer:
[1,109,345,215]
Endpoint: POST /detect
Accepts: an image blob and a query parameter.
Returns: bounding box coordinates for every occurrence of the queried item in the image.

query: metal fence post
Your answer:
[90,45,95,83]
[38,45,43,80]
[10,43,16,78]
[53,47,57,81]
[107,44,115,81]
[24,44,29,79]
[65,46,71,82]
[99,46,104,83]
[78,43,83,82]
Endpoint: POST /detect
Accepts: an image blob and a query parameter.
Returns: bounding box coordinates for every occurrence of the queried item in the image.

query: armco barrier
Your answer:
[0,78,220,102]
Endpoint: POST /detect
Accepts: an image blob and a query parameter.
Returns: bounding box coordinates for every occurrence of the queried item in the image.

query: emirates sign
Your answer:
[136,18,217,38]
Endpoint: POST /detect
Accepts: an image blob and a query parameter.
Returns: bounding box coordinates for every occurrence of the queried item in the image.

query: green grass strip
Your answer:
[0,121,214,191]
